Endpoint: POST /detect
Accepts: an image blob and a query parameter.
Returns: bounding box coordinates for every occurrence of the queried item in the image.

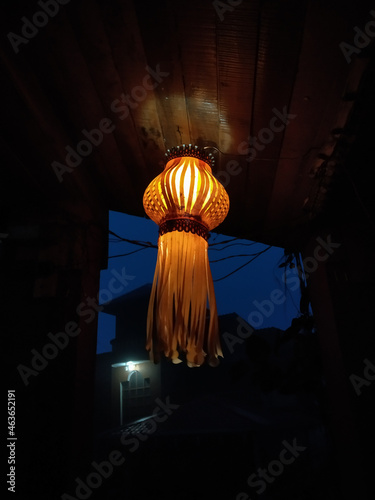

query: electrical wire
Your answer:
[108,229,157,249]
[108,246,152,259]
[209,240,258,251]
[214,245,273,282]
[109,230,260,255]
[210,252,266,263]
[107,231,277,283]
[209,235,238,244]
[209,237,239,246]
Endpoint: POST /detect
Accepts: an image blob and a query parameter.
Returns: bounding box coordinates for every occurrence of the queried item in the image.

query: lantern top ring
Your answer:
[165,144,216,169]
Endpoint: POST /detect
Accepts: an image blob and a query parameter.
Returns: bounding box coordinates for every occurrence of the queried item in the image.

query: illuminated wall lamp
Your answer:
[125,361,137,372]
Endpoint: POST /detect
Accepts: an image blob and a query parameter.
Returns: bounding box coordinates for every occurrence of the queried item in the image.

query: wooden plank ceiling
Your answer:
[0,0,372,247]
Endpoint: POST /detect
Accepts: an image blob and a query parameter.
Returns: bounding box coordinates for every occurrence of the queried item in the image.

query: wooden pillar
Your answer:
[304,229,371,499]
[4,202,108,497]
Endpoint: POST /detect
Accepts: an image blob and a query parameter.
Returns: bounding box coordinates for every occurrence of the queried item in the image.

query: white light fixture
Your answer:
[125,361,136,372]
[111,360,148,369]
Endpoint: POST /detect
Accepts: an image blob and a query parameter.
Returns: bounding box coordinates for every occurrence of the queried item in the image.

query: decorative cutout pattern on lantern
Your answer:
[143,145,229,367]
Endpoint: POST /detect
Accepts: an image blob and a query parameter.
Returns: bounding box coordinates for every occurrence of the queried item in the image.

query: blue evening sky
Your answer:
[96,211,301,353]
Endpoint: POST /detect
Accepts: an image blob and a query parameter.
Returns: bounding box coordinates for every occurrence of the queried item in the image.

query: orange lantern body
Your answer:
[143,145,229,367]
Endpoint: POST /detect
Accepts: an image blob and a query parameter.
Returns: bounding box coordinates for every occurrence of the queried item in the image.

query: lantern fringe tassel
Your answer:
[146,230,223,367]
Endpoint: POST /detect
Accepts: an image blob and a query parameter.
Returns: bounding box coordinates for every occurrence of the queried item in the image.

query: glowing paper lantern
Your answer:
[143,145,229,367]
